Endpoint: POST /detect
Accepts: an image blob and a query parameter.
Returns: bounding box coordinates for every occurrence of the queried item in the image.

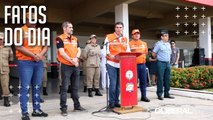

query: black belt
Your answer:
[158,60,169,63]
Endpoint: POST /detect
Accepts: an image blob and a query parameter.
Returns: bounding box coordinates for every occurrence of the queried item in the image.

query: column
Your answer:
[51,31,57,62]
[115,3,129,39]
[199,17,212,65]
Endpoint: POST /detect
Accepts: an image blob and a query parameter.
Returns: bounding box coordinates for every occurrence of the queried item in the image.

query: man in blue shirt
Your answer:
[152,30,175,100]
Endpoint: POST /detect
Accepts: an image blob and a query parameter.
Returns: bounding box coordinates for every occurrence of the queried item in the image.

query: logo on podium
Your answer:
[125,70,134,92]
[125,70,133,80]
[126,83,134,92]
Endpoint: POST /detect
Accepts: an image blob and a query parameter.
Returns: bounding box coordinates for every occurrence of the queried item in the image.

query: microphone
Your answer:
[103,34,123,46]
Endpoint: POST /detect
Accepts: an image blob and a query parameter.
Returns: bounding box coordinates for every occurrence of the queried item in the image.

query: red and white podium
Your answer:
[113,52,144,114]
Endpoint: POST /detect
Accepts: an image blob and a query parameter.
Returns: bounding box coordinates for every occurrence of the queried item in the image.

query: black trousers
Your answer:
[60,63,80,110]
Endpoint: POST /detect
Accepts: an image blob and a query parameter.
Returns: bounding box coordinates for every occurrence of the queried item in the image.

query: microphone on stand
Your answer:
[103,34,123,46]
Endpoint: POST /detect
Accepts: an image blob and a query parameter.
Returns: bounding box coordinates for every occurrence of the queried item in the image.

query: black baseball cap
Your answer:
[160,30,169,35]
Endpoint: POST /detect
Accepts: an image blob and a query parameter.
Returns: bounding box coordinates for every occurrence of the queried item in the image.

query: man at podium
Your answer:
[104,22,130,109]
[129,29,150,102]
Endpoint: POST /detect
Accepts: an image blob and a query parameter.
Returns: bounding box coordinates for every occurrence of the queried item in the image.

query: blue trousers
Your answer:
[156,61,171,97]
[18,60,43,115]
[106,64,120,105]
[137,64,147,98]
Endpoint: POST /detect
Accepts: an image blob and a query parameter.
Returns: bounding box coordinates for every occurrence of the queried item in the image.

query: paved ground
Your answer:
[0,85,213,120]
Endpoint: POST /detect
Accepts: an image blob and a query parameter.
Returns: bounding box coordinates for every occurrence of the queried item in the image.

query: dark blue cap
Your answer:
[160,30,169,35]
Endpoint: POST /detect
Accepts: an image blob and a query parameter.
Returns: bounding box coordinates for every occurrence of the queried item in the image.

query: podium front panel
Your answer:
[120,55,138,107]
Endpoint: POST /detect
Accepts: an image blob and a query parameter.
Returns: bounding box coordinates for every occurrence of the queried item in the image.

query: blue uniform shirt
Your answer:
[153,40,171,62]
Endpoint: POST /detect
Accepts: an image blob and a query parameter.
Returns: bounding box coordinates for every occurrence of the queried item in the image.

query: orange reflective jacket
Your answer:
[57,34,78,66]
[16,25,42,60]
[129,39,148,64]
[106,33,128,63]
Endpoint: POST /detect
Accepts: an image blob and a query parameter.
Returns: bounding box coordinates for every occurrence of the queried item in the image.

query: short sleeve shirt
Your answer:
[170,47,180,64]
[153,40,171,62]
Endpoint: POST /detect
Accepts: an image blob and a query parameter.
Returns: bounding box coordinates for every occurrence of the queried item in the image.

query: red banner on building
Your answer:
[185,0,213,6]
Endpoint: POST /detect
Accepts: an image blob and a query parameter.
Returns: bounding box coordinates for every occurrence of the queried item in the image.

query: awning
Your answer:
[185,0,213,6]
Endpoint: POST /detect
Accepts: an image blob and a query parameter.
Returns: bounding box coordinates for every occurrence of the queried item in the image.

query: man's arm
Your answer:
[76,47,81,58]
[15,46,39,61]
[126,40,130,52]
[149,57,157,62]
[152,52,157,59]
[175,48,180,64]
[104,36,114,59]
[76,40,81,59]
[56,37,72,63]
[58,48,72,63]
[15,30,39,61]
[152,42,159,59]
[145,43,148,55]
[36,46,48,61]
[39,46,48,57]
[71,47,81,66]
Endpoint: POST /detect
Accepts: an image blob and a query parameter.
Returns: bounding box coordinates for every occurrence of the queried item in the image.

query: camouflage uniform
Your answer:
[0,32,14,106]
[82,36,102,97]
[0,46,14,96]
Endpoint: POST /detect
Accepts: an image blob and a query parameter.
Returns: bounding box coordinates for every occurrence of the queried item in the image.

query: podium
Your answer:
[113,52,144,114]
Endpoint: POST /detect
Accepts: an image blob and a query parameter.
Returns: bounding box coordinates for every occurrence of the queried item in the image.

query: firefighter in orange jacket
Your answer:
[129,29,150,102]
[56,21,85,116]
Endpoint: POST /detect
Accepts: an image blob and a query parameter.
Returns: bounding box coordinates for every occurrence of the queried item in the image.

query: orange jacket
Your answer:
[57,34,79,66]
[106,33,128,63]
[16,25,42,60]
[129,39,148,64]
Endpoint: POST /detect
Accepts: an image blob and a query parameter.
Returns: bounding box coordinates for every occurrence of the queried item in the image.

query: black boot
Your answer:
[92,88,95,91]
[141,97,150,102]
[43,87,48,96]
[95,89,103,96]
[4,96,10,107]
[88,88,93,97]
[83,86,87,92]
